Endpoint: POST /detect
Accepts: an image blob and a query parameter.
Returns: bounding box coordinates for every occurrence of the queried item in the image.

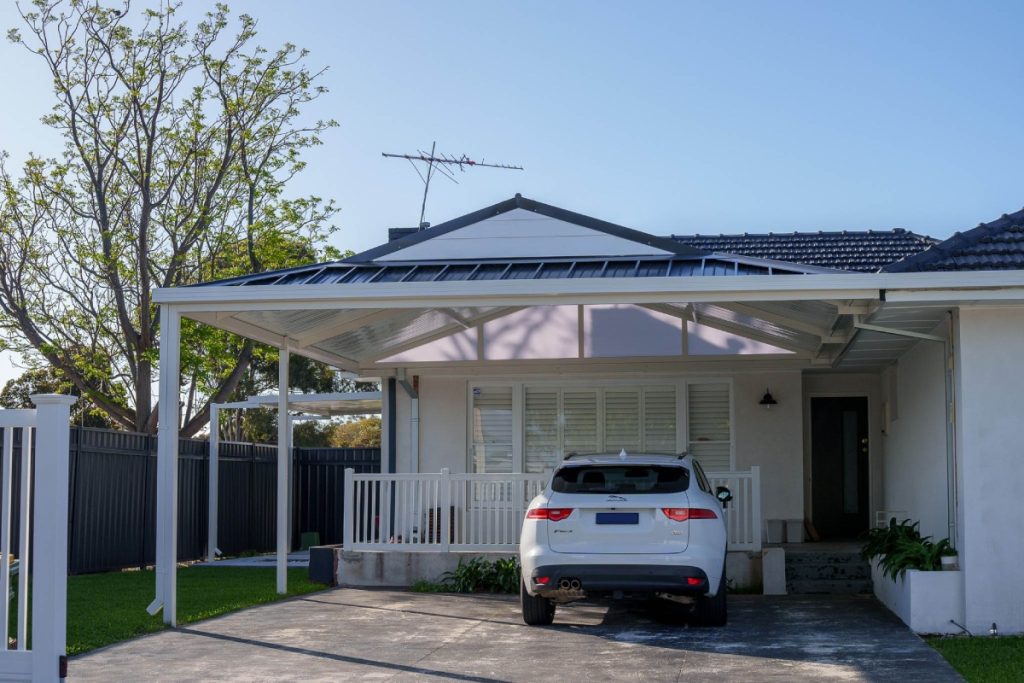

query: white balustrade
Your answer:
[707,466,762,551]
[344,466,760,553]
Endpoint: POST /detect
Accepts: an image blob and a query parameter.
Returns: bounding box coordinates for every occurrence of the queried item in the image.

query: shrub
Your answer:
[862,518,957,580]
[408,556,521,594]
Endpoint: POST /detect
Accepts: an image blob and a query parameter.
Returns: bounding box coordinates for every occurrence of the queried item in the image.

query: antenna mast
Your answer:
[383,142,524,227]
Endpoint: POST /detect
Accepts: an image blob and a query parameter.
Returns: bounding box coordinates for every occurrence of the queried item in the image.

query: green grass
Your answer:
[11,566,325,656]
[928,636,1024,682]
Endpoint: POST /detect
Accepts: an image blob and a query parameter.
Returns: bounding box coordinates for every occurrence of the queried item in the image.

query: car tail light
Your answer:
[686,577,704,586]
[526,508,574,522]
[534,576,551,585]
[661,507,718,522]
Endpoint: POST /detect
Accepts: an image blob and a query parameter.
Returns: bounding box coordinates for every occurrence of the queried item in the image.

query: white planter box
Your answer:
[871,559,964,634]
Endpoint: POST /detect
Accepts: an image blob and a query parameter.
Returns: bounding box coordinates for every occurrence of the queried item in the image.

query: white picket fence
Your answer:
[0,395,76,683]
[707,466,762,551]
[344,465,761,553]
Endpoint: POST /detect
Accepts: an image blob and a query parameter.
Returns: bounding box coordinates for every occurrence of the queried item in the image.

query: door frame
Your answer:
[804,392,874,536]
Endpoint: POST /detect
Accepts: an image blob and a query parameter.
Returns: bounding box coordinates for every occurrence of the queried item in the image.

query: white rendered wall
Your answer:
[881,333,949,539]
[734,372,804,523]
[378,208,673,261]
[955,306,1024,633]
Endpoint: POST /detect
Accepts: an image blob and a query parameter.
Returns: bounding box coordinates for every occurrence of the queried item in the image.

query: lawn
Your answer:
[11,566,325,656]
[928,636,1024,682]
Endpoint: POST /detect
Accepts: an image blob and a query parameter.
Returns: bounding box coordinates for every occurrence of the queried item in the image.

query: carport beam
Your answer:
[277,347,290,594]
[152,304,181,626]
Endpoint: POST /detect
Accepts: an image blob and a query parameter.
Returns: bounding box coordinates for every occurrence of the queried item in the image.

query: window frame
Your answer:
[467,377,735,474]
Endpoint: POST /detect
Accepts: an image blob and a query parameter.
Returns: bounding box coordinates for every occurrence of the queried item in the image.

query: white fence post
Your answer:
[439,468,451,552]
[750,466,762,552]
[30,394,76,683]
[207,403,219,562]
[343,468,355,549]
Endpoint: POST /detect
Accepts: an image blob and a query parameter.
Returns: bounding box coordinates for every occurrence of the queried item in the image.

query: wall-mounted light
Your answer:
[759,388,778,409]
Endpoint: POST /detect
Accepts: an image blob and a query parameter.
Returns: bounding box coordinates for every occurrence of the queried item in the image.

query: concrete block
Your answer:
[762,548,787,595]
[765,519,785,544]
[337,550,514,588]
[785,519,804,543]
[309,544,341,586]
[726,551,763,590]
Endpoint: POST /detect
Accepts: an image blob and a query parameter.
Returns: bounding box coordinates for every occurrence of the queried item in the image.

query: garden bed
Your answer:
[871,559,963,634]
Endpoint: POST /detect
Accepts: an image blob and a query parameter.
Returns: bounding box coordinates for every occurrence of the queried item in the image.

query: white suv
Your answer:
[519,451,732,626]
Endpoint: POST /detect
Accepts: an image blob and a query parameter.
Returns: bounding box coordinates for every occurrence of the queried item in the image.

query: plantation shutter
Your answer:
[604,390,642,453]
[524,388,559,473]
[563,390,599,457]
[687,382,731,470]
[471,386,513,473]
[643,387,677,453]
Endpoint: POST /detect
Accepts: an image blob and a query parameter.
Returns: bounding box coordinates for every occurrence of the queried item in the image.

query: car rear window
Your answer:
[551,465,689,494]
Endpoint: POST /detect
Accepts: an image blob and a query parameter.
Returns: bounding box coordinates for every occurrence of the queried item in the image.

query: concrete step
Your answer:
[786,578,874,595]
[786,562,872,581]
[784,551,866,565]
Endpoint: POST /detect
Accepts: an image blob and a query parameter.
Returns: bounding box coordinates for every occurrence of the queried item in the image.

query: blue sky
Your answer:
[2,0,1024,383]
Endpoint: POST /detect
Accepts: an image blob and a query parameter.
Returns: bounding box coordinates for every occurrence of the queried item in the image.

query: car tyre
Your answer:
[521,580,555,626]
[693,565,728,627]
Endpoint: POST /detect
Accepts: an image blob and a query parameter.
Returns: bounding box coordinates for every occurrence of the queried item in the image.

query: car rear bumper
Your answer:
[530,563,710,595]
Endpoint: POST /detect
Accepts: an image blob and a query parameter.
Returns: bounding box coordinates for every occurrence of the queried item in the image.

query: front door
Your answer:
[811,397,869,539]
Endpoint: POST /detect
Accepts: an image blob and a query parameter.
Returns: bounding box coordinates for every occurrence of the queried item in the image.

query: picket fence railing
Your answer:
[343,465,761,553]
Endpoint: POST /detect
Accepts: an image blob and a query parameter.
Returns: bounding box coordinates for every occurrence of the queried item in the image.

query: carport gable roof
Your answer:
[191,195,838,289]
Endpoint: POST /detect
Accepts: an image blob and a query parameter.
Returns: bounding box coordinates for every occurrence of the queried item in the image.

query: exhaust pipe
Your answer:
[559,578,572,590]
[569,579,581,590]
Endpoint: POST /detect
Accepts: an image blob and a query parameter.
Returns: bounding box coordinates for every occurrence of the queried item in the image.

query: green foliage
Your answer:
[862,518,957,580]
[1,1,339,434]
[0,366,116,427]
[411,556,521,594]
[328,416,382,448]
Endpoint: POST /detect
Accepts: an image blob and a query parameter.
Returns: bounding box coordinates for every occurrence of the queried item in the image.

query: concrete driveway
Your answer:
[72,589,961,682]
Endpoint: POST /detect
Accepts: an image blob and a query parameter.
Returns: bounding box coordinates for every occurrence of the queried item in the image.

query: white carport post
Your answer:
[276,347,290,594]
[207,402,220,562]
[152,304,181,626]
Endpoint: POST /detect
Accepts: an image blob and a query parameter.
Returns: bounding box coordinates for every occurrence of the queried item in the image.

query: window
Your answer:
[496,384,679,475]
[552,464,690,494]
[469,381,732,474]
[687,382,732,471]
[471,386,513,473]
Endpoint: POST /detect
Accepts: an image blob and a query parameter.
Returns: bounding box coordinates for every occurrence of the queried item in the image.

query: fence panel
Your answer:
[707,466,762,551]
[0,426,381,574]
[292,447,380,546]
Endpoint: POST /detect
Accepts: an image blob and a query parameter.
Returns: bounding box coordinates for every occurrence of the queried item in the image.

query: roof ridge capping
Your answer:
[883,206,1024,272]
[343,194,708,263]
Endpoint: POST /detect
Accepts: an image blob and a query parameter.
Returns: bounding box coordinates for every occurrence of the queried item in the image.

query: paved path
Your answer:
[72,589,962,682]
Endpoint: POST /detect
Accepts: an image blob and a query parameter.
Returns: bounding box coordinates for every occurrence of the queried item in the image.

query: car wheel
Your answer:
[521,580,555,626]
[693,565,728,627]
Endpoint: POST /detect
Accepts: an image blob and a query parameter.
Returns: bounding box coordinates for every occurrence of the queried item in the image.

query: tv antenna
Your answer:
[383,141,524,228]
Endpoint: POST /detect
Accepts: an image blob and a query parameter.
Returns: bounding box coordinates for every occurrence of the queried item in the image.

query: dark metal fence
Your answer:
[0,426,380,574]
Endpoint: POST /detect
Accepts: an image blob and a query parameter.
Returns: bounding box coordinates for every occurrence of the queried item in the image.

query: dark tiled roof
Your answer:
[670,230,938,273]
[884,208,1024,272]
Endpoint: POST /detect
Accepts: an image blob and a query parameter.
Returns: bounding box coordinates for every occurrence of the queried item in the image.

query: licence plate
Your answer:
[596,512,639,525]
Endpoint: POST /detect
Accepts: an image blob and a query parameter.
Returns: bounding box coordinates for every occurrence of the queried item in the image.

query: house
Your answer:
[151,195,1024,635]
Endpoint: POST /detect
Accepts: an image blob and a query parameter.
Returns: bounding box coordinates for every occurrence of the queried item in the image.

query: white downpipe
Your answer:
[207,403,220,562]
[151,305,181,626]
[276,347,290,594]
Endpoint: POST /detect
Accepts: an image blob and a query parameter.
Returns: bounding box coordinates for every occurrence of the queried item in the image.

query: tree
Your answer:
[329,416,381,448]
[0,1,337,435]
[0,366,115,427]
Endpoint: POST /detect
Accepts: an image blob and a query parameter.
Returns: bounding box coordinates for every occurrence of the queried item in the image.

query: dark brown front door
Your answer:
[811,397,869,539]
